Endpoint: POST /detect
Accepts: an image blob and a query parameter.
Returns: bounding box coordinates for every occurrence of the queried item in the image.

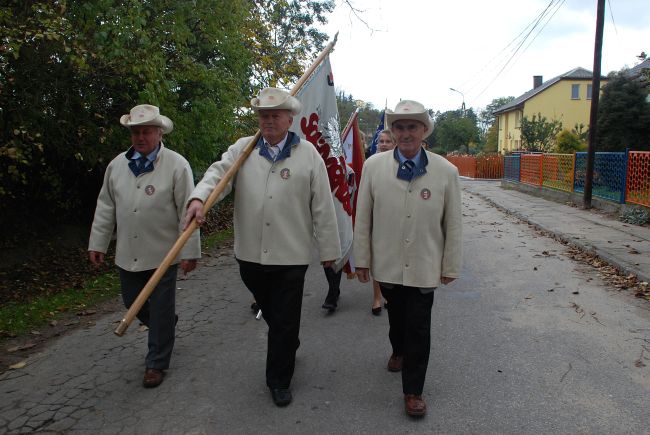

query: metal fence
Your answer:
[504,155,520,182]
[444,150,648,209]
[520,154,543,186]
[574,152,627,203]
[542,153,574,193]
[626,151,650,207]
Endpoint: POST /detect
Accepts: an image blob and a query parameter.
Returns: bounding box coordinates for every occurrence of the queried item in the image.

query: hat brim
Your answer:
[385,111,433,138]
[120,114,174,134]
[250,96,301,116]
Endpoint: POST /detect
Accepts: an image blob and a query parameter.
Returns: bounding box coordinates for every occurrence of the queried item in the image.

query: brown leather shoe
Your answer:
[404,394,426,417]
[143,368,165,388]
[387,354,403,372]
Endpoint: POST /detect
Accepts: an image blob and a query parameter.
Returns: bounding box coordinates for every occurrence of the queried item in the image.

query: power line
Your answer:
[470,0,566,102]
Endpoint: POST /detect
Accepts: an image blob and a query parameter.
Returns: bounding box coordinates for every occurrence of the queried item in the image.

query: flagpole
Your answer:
[114,33,340,337]
[341,108,360,141]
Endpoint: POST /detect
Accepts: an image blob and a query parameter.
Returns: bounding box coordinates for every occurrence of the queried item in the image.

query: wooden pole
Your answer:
[583,0,605,209]
[114,33,339,336]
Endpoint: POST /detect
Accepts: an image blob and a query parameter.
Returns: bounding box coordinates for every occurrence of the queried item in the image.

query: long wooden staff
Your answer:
[114,33,339,336]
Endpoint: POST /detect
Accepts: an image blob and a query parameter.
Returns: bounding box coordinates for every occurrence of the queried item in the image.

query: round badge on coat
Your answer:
[280,168,291,180]
[145,185,156,195]
[420,188,431,200]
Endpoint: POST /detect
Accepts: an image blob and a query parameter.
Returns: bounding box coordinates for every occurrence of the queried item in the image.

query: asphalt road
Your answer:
[0,189,648,434]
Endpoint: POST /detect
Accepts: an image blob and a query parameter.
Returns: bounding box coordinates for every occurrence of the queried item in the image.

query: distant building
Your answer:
[493,68,607,154]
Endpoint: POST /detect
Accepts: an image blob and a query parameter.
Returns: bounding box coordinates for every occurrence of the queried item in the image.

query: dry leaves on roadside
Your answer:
[564,247,650,300]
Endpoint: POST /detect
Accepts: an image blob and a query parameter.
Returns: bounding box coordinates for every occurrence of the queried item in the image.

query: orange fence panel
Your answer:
[542,153,574,192]
[520,154,543,186]
[445,155,476,178]
[476,155,504,179]
[626,151,650,207]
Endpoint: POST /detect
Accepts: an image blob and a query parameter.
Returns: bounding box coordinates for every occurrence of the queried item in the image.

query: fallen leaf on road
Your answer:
[76,309,97,316]
[138,325,149,332]
[9,361,26,369]
[49,320,58,327]
[6,343,36,353]
[628,249,640,254]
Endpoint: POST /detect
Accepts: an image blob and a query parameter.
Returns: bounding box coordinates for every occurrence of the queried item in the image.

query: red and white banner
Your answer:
[341,108,364,221]
[291,55,353,271]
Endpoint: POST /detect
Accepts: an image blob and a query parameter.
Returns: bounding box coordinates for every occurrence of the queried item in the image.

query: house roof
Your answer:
[624,58,650,78]
[493,67,595,115]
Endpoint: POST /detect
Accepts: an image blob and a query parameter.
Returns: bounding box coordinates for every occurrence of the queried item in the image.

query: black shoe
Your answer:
[322,289,340,312]
[175,314,179,326]
[270,387,292,407]
[251,302,259,313]
[371,306,381,316]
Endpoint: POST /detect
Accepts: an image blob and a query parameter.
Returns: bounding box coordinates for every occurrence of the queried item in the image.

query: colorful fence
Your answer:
[573,152,627,203]
[626,151,650,207]
[520,154,543,186]
[445,150,649,209]
[445,155,476,178]
[504,155,520,182]
[542,153,574,192]
[476,155,504,179]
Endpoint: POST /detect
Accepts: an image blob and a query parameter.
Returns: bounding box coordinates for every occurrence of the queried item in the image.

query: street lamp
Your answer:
[449,87,466,114]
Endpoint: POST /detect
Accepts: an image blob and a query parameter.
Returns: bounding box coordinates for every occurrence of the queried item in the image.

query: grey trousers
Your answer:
[118,265,178,370]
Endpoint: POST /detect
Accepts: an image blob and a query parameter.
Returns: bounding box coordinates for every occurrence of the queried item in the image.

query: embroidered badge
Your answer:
[420,188,431,200]
[280,168,291,180]
[145,185,155,196]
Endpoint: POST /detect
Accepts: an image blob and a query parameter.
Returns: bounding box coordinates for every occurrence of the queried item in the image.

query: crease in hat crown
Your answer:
[250,87,302,115]
[120,104,174,134]
[385,100,433,137]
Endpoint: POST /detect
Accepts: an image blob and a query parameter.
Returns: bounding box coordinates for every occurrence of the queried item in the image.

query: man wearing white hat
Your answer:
[354,100,462,417]
[88,104,201,388]
[184,87,340,407]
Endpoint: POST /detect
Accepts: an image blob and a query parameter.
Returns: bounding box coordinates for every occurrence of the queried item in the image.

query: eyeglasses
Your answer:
[392,123,424,132]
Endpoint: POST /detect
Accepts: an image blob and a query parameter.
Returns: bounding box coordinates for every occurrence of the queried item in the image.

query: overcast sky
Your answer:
[323,0,650,114]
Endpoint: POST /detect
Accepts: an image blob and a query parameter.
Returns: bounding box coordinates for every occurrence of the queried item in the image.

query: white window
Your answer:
[571,84,580,100]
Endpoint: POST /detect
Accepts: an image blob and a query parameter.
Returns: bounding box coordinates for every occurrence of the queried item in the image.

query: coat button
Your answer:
[407,215,411,218]
[263,249,268,253]
[266,222,270,226]
[405,264,409,267]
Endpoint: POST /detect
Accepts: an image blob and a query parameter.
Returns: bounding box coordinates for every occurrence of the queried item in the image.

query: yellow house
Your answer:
[494,67,607,153]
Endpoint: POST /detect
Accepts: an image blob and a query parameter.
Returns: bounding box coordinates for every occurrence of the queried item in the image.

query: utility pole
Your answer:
[583,0,605,209]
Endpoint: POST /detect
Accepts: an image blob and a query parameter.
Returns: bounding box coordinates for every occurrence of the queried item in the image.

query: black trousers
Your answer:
[379,284,435,395]
[323,266,342,293]
[118,265,178,370]
[238,260,309,389]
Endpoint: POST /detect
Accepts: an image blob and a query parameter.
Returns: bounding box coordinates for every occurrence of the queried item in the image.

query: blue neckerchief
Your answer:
[126,144,159,177]
[257,131,300,162]
[394,147,428,181]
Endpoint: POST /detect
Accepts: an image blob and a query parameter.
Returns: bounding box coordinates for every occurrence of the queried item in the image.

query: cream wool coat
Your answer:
[190,134,341,265]
[89,144,201,272]
[353,149,463,288]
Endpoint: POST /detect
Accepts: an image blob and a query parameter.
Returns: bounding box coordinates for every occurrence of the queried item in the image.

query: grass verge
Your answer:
[0,226,234,338]
[202,227,234,251]
[0,272,120,337]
